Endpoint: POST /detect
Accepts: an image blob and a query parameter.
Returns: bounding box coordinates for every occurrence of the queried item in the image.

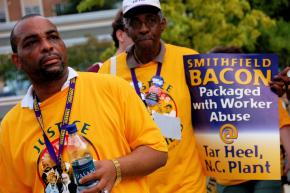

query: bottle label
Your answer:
[72,157,97,186]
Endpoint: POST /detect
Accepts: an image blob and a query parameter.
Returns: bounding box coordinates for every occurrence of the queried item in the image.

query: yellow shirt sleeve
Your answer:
[0,121,31,193]
[99,58,111,74]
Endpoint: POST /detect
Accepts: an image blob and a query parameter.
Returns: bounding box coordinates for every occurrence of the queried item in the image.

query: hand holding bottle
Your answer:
[66,124,99,192]
[79,159,118,193]
[66,124,120,193]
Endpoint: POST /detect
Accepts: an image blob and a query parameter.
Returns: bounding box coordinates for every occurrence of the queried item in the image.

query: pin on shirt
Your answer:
[145,75,164,106]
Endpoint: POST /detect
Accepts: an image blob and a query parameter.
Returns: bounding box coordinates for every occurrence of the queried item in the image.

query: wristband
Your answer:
[112,159,121,185]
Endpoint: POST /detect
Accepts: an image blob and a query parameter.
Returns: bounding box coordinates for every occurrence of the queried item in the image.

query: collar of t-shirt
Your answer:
[125,40,166,69]
[21,67,78,109]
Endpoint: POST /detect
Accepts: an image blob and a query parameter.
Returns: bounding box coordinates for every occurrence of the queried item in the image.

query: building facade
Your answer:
[0,0,67,22]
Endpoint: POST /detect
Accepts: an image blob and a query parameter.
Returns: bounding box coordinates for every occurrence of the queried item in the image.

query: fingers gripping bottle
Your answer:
[66,124,98,191]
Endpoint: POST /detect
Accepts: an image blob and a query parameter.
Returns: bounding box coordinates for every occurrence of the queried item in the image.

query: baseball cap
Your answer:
[123,0,161,17]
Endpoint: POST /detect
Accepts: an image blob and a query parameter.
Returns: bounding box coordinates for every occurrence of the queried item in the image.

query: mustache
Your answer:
[39,52,62,65]
[135,35,154,42]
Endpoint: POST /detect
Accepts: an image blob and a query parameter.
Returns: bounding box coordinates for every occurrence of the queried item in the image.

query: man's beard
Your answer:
[39,61,66,82]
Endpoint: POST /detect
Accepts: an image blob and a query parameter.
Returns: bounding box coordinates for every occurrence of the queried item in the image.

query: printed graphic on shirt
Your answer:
[130,77,181,148]
[37,135,99,193]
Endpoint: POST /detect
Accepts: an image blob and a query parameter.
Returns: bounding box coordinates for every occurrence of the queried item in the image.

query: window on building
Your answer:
[23,0,41,15]
[0,10,5,22]
[0,0,6,22]
[54,3,70,16]
[24,6,40,15]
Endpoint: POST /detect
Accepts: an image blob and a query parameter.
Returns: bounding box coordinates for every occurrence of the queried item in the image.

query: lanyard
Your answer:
[130,62,162,101]
[33,77,76,167]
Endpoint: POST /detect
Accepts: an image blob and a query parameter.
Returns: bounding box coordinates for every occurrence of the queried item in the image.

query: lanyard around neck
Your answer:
[130,62,162,100]
[33,77,76,167]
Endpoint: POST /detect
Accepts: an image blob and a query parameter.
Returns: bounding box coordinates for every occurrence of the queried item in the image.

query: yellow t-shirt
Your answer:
[216,99,290,186]
[100,44,206,193]
[0,72,167,193]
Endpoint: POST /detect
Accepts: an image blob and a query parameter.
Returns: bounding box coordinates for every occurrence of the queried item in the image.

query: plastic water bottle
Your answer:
[66,124,98,191]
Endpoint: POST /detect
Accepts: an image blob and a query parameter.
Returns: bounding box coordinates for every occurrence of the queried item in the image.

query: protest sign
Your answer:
[184,54,279,179]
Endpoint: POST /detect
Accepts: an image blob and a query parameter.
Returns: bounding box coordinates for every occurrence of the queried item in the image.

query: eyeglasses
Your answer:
[127,14,161,29]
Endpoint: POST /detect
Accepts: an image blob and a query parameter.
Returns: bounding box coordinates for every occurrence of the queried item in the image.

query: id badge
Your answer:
[152,112,182,140]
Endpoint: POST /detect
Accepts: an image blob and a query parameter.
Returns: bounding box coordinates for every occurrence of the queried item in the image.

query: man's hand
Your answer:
[77,146,167,193]
[270,67,290,99]
[79,160,116,193]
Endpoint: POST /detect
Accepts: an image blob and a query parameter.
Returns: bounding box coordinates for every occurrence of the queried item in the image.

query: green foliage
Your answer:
[0,54,16,80]
[161,0,275,53]
[249,0,290,20]
[77,0,105,12]
[0,54,29,93]
[67,35,112,70]
[268,21,290,64]
[257,20,290,68]
[158,0,290,67]
[76,0,121,12]
[2,0,290,83]
[60,0,121,13]
[249,0,290,67]
[76,0,290,67]
[99,44,116,62]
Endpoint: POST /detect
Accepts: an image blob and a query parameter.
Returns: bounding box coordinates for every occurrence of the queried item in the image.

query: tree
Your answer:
[0,54,16,81]
[160,0,275,53]
[76,0,121,12]
[2,0,289,84]
[77,0,281,60]
[249,0,290,21]
[249,0,290,68]
[67,35,112,70]
[58,0,121,14]
[256,20,290,68]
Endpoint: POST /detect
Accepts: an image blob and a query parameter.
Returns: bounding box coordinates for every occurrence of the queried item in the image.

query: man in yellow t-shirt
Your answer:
[99,0,206,193]
[0,14,168,193]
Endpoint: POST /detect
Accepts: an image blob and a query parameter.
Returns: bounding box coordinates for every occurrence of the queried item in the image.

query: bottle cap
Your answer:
[66,124,78,134]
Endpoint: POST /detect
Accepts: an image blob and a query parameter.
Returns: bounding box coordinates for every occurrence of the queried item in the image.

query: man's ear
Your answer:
[11,53,22,70]
[160,17,167,32]
[116,29,124,43]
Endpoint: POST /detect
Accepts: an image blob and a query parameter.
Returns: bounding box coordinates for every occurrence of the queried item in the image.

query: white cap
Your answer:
[123,0,161,17]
